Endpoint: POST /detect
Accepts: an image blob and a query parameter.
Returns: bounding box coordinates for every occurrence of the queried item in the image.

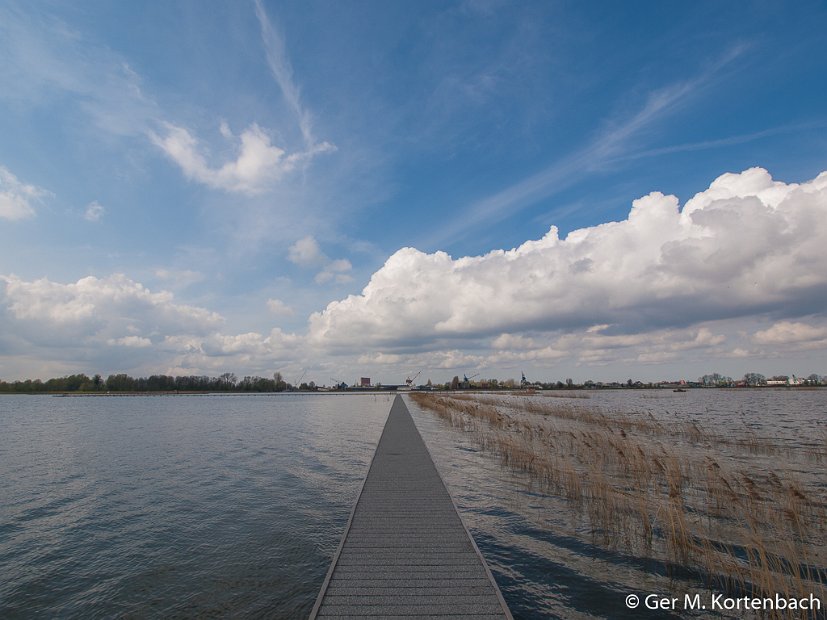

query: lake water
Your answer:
[407,388,826,619]
[1,390,824,618]
[0,393,392,618]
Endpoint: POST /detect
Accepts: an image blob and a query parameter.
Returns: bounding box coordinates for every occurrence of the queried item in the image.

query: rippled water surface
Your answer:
[0,393,392,618]
[2,390,824,619]
[406,389,827,619]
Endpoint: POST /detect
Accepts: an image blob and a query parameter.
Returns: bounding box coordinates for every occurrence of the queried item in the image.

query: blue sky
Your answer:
[1,0,826,384]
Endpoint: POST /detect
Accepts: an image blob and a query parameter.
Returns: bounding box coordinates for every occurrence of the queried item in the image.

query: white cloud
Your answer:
[315,258,353,284]
[492,333,536,350]
[160,328,302,370]
[148,2,337,196]
[487,344,566,364]
[429,350,486,370]
[3,166,825,382]
[0,165,50,220]
[310,168,827,354]
[0,7,157,136]
[253,0,319,148]
[753,321,827,347]
[0,272,307,378]
[149,1,336,194]
[357,352,402,365]
[0,7,331,197]
[267,298,294,316]
[423,46,747,249]
[288,236,354,284]
[84,200,105,222]
[288,235,325,266]
[107,335,151,348]
[0,273,223,345]
[551,325,727,366]
[150,122,333,195]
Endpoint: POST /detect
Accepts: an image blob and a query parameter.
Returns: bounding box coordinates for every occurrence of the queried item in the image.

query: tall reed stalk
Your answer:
[410,392,826,619]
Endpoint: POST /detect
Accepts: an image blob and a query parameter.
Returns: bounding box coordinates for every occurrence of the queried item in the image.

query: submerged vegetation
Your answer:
[411,392,826,618]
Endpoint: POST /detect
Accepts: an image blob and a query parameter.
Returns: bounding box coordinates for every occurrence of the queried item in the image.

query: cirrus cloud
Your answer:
[83,200,105,222]
[0,165,51,220]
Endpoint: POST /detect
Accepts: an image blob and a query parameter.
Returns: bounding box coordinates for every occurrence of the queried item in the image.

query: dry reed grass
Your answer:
[410,392,826,619]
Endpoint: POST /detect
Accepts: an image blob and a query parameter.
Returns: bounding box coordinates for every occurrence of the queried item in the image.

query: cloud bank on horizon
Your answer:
[2,166,825,381]
[310,168,827,345]
[1,1,826,383]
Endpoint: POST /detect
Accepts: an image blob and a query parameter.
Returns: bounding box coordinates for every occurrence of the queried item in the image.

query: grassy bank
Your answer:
[410,392,826,618]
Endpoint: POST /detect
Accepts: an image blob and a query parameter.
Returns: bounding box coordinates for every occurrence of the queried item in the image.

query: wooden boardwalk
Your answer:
[310,395,512,619]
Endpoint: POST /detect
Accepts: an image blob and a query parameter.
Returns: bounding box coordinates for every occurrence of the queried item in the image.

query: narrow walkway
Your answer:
[310,395,511,619]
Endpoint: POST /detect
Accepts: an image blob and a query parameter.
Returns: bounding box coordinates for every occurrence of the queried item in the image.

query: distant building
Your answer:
[360,377,371,387]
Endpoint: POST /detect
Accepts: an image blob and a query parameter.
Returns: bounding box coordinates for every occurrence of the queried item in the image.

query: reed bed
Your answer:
[410,392,826,618]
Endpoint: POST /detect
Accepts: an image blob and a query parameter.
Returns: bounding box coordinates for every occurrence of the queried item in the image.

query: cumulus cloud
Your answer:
[315,259,353,284]
[309,168,827,355]
[3,166,825,381]
[84,200,105,222]
[267,298,294,316]
[0,272,306,378]
[288,236,354,285]
[288,235,325,266]
[753,320,827,349]
[159,328,302,371]
[107,335,152,348]
[357,352,403,365]
[0,273,222,346]
[492,333,537,350]
[0,165,50,220]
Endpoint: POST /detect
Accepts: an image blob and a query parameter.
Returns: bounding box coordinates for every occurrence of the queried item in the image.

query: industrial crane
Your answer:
[461,372,480,389]
[405,370,421,388]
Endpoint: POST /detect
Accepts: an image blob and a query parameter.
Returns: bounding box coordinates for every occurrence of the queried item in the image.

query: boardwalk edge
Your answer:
[307,398,394,619]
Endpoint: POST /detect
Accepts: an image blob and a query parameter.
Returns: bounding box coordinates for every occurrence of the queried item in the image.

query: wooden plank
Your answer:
[310,395,511,619]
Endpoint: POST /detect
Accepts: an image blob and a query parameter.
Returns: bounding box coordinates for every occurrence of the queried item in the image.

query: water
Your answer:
[1,390,824,618]
[406,389,827,619]
[0,393,392,618]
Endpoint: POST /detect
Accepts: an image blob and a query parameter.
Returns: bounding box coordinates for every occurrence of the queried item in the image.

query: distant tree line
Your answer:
[444,372,825,390]
[2,371,824,394]
[0,371,301,393]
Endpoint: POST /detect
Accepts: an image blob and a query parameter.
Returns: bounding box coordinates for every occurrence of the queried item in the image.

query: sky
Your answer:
[1,0,826,385]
